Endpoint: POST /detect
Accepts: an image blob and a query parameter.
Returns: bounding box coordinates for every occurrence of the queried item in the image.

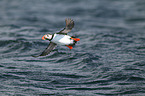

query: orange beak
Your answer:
[42,35,46,40]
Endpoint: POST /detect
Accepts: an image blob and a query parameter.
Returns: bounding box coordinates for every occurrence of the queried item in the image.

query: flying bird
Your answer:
[33,18,80,57]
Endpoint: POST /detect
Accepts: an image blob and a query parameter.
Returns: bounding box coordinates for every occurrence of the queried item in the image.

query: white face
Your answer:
[45,34,52,40]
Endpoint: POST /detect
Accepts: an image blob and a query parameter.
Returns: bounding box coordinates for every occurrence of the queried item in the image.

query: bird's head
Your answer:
[42,34,52,40]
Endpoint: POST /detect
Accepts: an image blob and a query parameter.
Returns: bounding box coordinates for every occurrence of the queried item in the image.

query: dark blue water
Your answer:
[1,0,145,95]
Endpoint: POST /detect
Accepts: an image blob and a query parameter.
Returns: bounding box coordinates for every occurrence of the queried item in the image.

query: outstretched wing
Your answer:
[32,42,57,57]
[57,18,74,35]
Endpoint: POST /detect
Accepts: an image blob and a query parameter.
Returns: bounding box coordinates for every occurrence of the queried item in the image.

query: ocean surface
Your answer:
[0,0,145,96]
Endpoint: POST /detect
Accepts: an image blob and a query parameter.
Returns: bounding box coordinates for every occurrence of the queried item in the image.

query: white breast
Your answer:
[51,34,74,45]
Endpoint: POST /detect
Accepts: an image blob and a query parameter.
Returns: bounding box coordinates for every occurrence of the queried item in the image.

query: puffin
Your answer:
[33,18,80,57]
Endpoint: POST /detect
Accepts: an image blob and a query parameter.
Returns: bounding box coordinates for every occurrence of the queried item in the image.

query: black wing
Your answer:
[57,18,74,35]
[32,42,57,57]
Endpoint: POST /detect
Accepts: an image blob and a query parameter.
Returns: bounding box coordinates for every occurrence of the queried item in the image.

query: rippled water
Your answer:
[1,0,145,96]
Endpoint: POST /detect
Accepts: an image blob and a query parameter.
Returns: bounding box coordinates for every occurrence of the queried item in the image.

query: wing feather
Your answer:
[57,18,74,34]
[32,42,57,57]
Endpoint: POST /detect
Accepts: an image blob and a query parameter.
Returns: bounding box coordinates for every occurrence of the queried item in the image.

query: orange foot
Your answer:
[71,37,80,41]
[66,45,73,49]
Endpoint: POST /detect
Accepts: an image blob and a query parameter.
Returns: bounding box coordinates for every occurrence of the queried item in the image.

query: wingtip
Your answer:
[65,18,74,29]
[32,54,47,57]
[31,55,39,57]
